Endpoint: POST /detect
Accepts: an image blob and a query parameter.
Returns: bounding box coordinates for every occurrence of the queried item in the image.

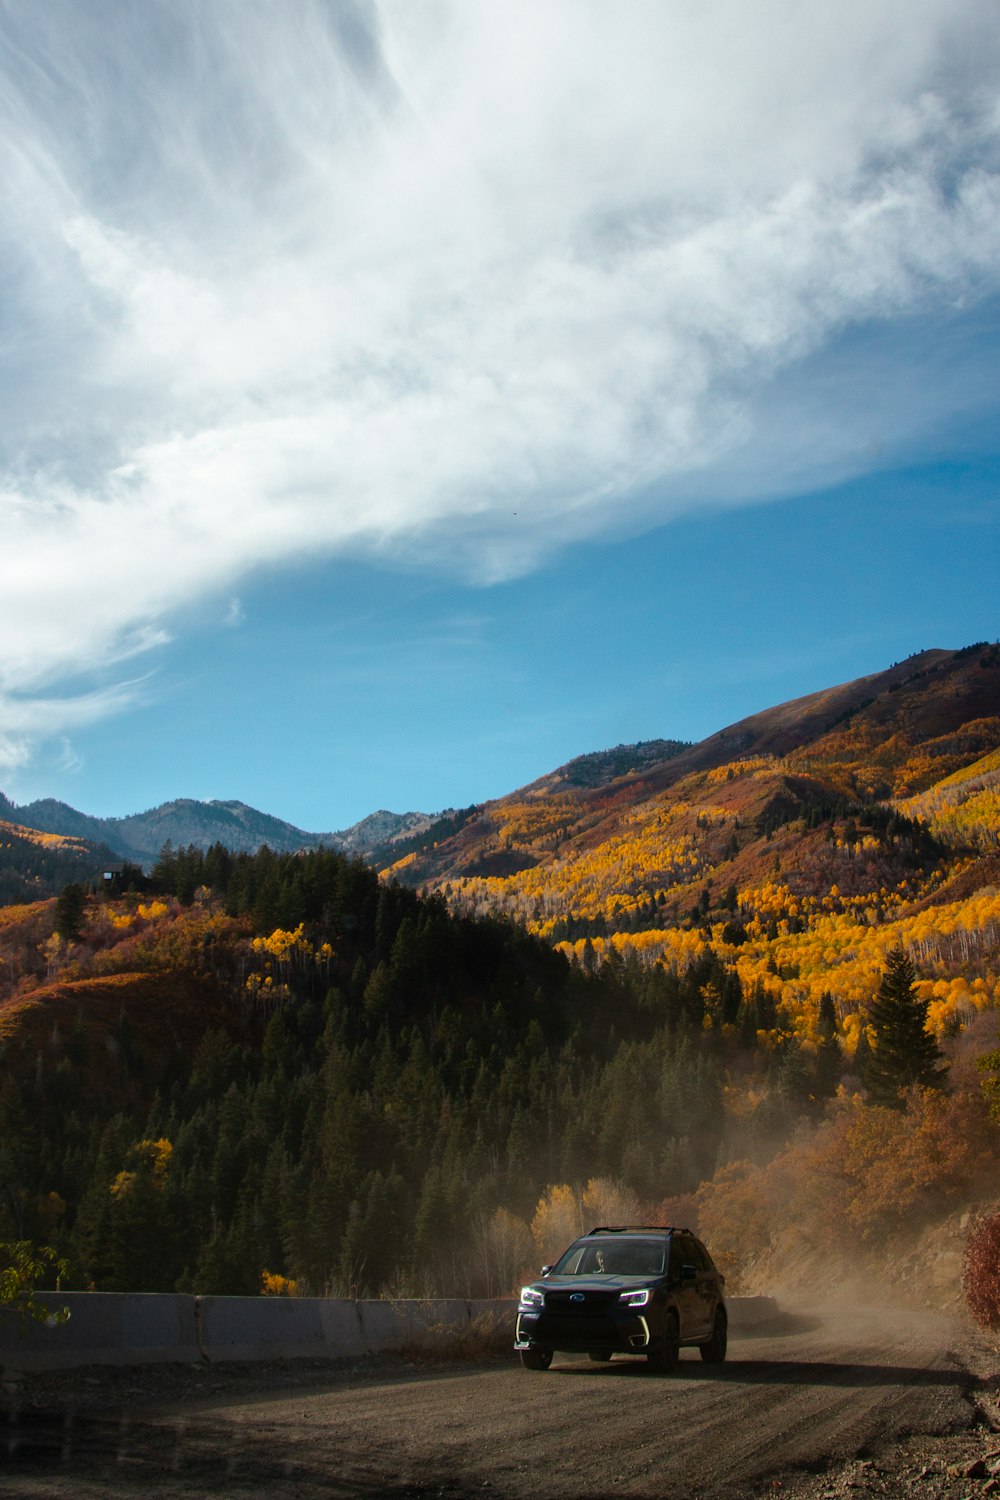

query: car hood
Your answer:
[534,1274,663,1293]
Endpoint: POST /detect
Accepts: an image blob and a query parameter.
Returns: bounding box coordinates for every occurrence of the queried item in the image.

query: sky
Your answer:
[1,0,999,834]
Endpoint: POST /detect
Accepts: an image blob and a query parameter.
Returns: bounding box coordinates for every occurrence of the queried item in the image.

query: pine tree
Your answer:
[863,949,947,1108]
[53,883,86,944]
[852,1018,872,1084]
[814,992,843,1099]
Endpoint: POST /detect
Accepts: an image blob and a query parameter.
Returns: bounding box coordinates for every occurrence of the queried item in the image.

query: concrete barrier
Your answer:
[0,1293,200,1371]
[198,1295,326,1362]
[318,1298,365,1358]
[358,1298,475,1352]
[0,1293,514,1373]
[0,1292,773,1372]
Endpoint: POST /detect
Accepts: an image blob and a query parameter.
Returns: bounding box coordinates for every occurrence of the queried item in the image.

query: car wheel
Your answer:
[588,1351,614,1362]
[647,1312,679,1373]
[520,1347,553,1371]
[700,1309,728,1364]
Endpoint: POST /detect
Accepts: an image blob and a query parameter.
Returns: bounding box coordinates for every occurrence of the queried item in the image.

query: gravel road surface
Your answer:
[2,1307,997,1499]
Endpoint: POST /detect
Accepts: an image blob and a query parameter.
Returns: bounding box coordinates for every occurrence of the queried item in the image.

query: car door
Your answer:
[681,1235,717,1338]
[668,1234,703,1340]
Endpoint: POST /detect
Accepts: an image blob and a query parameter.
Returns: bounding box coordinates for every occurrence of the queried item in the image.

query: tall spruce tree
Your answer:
[863,948,947,1108]
[814,992,843,1099]
[53,883,86,943]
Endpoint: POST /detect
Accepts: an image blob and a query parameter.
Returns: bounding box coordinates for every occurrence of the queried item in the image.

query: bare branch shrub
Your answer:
[963,1210,1000,1329]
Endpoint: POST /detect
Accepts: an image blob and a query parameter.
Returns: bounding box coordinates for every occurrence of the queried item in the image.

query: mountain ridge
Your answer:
[2,643,998,903]
[0,791,434,868]
[380,644,1000,941]
[0,739,695,873]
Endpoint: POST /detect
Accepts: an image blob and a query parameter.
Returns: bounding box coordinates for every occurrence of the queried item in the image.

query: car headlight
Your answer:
[618,1288,652,1307]
[519,1286,544,1309]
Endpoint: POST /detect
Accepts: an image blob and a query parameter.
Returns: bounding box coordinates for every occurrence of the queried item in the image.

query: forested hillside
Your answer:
[0,818,120,906]
[1,841,997,1300]
[390,645,1000,1053]
[2,644,999,1301]
[0,847,742,1295]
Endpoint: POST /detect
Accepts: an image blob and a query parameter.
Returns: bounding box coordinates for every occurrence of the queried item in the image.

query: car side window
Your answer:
[676,1234,702,1271]
[668,1237,686,1279]
[680,1236,700,1268]
[692,1237,714,1271]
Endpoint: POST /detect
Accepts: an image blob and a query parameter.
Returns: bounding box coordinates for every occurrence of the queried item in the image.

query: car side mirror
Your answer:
[681,1263,698,1281]
[540,1266,552,1276]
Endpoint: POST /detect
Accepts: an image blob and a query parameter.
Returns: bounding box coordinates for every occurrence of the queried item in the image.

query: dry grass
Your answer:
[398,1311,512,1364]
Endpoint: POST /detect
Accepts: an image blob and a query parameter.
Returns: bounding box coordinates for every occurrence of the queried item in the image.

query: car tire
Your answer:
[520,1347,553,1371]
[700,1309,728,1364]
[646,1312,679,1373]
[588,1351,614,1362]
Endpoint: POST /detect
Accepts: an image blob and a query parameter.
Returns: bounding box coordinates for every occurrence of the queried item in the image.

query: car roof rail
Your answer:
[586,1225,686,1235]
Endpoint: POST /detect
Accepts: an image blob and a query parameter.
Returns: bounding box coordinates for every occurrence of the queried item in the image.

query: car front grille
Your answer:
[543,1289,618,1311]
[534,1289,633,1346]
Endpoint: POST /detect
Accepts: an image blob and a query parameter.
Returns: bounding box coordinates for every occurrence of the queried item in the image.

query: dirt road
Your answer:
[3,1308,996,1499]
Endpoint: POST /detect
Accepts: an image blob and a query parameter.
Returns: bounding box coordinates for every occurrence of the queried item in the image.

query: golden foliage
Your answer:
[0,902,50,930]
[110,1138,172,1199]
[732,885,1000,1046]
[705,757,778,785]
[530,1183,583,1264]
[697,1078,998,1284]
[245,924,335,1005]
[901,746,1000,851]
[0,819,93,852]
[529,1178,642,1265]
[137,900,170,921]
[261,1270,298,1296]
[438,731,1000,1060]
[556,926,706,968]
[489,796,579,848]
[251,923,314,961]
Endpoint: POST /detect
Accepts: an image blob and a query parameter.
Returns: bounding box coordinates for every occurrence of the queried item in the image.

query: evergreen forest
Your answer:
[0,844,848,1298]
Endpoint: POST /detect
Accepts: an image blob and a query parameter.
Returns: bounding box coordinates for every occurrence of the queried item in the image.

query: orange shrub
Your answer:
[697,1079,1000,1284]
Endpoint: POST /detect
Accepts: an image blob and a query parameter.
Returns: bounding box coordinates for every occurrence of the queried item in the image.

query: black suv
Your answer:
[514,1225,727,1372]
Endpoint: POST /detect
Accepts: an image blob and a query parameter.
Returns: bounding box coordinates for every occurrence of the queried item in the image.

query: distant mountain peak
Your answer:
[0,793,434,867]
[530,738,691,793]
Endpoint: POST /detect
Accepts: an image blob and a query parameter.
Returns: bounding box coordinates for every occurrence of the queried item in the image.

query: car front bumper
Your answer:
[514,1307,654,1354]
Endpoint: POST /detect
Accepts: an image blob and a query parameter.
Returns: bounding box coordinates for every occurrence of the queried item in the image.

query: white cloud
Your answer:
[0,735,32,778]
[1,0,999,723]
[58,738,83,774]
[0,680,144,774]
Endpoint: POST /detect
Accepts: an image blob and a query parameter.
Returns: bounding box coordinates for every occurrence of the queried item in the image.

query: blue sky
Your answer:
[1,1,999,832]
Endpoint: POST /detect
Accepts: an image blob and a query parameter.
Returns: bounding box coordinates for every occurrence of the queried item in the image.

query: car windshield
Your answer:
[551,1237,666,1276]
